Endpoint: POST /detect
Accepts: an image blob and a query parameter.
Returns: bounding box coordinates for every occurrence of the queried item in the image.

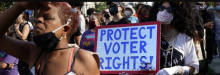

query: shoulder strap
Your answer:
[19,21,29,30]
[69,48,80,71]
[68,48,75,71]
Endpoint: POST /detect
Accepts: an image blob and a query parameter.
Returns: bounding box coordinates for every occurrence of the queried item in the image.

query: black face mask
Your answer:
[109,5,119,15]
[104,14,110,19]
[33,19,71,53]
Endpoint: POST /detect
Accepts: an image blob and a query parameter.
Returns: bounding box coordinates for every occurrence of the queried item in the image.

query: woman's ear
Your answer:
[64,25,71,32]
[62,25,71,37]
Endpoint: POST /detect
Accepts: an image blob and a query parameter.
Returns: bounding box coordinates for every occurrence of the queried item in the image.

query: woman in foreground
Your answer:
[0,2,100,75]
[147,2,199,75]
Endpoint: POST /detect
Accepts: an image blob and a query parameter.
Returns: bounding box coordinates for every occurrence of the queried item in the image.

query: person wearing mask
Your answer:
[86,8,96,30]
[0,26,19,75]
[195,2,215,64]
[124,5,139,23]
[138,5,151,22]
[68,2,85,47]
[107,2,131,25]
[193,4,207,74]
[80,13,102,52]
[102,9,112,25]
[134,3,144,18]
[213,2,220,58]
[0,2,100,75]
[147,2,199,75]
[70,2,86,34]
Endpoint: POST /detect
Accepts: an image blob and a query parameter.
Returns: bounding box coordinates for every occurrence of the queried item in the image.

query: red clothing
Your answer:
[134,10,139,18]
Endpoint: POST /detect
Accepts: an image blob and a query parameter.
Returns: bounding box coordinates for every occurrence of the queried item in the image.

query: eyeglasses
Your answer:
[158,5,175,13]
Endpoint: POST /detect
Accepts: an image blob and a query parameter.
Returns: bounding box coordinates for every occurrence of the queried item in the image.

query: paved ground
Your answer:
[209,56,220,73]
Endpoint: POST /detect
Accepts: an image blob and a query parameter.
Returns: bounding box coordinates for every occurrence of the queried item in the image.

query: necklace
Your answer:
[160,29,177,68]
[162,28,175,38]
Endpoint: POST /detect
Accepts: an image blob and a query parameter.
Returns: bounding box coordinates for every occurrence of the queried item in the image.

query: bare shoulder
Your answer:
[76,48,100,75]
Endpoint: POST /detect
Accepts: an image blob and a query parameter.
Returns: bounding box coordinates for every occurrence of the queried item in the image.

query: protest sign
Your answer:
[94,21,161,74]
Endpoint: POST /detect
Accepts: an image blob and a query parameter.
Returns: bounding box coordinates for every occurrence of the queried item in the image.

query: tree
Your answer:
[0,2,14,13]
[207,2,213,6]
[95,2,107,12]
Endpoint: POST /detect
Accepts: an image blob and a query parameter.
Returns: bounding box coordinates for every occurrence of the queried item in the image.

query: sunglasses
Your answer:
[158,5,175,13]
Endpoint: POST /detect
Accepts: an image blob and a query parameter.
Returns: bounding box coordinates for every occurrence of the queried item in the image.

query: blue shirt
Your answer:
[25,10,33,20]
[214,12,220,40]
[125,16,139,23]
[26,10,33,15]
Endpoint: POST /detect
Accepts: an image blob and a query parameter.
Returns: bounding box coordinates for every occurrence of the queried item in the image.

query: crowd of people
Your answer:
[0,1,219,75]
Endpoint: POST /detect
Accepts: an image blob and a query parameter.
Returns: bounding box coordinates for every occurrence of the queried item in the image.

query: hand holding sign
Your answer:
[95,22,161,74]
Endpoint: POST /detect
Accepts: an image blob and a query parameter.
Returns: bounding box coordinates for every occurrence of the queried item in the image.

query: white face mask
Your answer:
[124,10,131,17]
[156,10,173,25]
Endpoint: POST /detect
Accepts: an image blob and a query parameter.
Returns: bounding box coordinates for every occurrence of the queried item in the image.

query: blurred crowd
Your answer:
[0,1,219,75]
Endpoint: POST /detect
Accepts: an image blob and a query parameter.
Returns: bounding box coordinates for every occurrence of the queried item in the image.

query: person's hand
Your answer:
[14,23,20,30]
[204,21,213,29]
[16,2,52,10]
[209,22,214,29]
[156,66,181,75]
[6,63,14,69]
[8,63,14,69]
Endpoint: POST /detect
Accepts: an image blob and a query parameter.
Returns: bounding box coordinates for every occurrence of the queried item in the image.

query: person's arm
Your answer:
[184,37,199,74]
[74,35,81,46]
[0,62,8,69]
[15,24,30,40]
[74,26,82,46]
[78,49,100,75]
[0,2,47,66]
[0,53,16,69]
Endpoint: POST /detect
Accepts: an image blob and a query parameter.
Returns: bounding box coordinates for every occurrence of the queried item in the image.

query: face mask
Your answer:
[104,14,110,19]
[72,8,77,13]
[33,19,71,53]
[124,10,131,17]
[156,10,173,25]
[195,5,204,11]
[215,5,220,11]
[140,13,149,22]
[109,5,119,15]
[89,20,96,29]
[141,13,148,18]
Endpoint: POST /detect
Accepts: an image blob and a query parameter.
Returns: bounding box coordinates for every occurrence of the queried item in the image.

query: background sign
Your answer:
[95,21,161,74]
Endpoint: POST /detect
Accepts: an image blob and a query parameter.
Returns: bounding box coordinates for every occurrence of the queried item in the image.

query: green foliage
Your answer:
[0,2,14,12]
[207,2,213,6]
[95,2,107,12]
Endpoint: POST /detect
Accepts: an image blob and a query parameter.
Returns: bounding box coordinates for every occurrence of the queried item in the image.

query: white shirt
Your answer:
[79,14,86,34]
[173,33,199,74]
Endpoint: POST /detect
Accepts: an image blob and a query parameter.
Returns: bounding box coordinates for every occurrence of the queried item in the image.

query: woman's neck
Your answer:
[91,28,95,32]
[113,13,123,22]
[47,40,71,58]
[161,24,174,35]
